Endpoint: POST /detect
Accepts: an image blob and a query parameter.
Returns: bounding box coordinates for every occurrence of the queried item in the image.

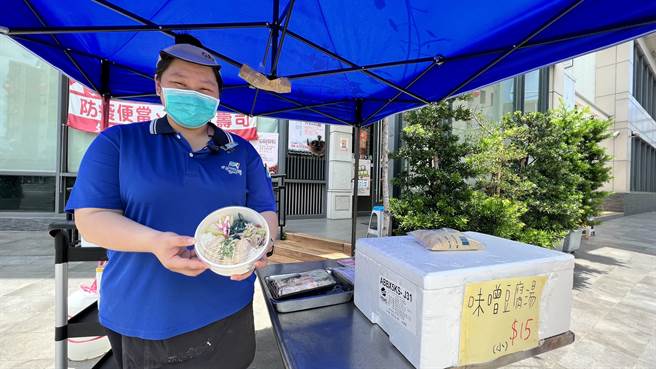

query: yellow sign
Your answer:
[458,275,547,365]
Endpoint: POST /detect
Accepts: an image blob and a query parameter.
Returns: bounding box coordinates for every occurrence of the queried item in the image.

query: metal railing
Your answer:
[283,152,327,218]
[271,174,287,236]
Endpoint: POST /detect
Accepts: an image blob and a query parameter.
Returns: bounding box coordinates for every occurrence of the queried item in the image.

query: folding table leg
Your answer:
[55,261,68,369]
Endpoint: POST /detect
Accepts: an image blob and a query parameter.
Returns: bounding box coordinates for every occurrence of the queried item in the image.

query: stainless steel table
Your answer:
[257,260,574,369]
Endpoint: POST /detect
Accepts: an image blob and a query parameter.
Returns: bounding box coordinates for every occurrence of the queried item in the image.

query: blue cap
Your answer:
[159,43,220,68]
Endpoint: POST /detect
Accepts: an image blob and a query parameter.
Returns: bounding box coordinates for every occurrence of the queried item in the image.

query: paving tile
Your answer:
[637,337,655,363]
[555,337,605,369]
[0,331,53,362]
[0,359,51,369]
[622,290,656,315]
[637,275,656,287]
[557,336,637,369]
[587,318,651,357]
[585,278,633,304]
[633,360,653,369]
[0,279,34,298]
[603,306,656,336]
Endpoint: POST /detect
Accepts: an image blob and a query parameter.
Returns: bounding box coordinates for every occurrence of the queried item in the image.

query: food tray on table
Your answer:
[263,268,354,313]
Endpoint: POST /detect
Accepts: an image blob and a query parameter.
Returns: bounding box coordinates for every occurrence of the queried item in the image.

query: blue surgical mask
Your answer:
[162,87,219,129]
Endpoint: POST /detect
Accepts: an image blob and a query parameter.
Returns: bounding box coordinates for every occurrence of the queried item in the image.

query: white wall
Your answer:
[548,39,656,193]
[592,39,656,193]
[569,53,597,103]
[326,125,354,219]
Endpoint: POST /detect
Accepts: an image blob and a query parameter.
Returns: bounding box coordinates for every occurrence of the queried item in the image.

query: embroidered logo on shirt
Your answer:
[221,161,243,176]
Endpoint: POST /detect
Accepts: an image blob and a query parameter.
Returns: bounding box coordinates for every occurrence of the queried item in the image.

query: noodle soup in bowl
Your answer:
[194,206,270,277]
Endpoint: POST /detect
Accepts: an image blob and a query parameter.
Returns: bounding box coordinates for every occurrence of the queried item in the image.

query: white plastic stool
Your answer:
[367,205,385,237]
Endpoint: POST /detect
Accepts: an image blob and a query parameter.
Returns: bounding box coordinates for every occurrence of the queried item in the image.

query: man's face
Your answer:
[155,58,220,104]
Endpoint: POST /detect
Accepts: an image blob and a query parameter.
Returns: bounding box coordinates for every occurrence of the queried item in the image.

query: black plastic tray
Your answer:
[264,268,353,313]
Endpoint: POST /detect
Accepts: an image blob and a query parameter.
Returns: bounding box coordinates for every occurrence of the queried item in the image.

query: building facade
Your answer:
[548,35,656,214]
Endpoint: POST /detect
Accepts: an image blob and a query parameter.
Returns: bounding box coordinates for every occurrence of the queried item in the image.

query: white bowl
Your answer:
[194,206,270,277]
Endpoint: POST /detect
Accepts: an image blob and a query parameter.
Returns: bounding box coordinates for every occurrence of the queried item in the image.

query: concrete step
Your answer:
[269,254,303,264]
[274,239,349,262]
[602,193,625,212]
[285,232,352,255]
[0,214,66,231]
[594,211,625,223]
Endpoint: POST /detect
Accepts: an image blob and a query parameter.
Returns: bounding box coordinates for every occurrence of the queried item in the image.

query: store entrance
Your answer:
[355,124,383,216]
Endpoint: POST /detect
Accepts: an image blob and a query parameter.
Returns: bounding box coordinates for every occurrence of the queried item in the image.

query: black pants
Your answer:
[105,303,256,369]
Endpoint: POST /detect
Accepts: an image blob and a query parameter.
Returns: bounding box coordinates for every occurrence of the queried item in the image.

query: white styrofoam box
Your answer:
[354,232,574,369]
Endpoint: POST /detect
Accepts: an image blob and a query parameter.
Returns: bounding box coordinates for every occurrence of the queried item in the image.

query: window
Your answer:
[631,136,656,192]
[0,175,55,211]
[468,78,515,123]
[67,128,97,173]
[524,70,540,113]
[569,53,596,103]
[634,46,656,120]
[459,68,549,125]
[0,36,60,172]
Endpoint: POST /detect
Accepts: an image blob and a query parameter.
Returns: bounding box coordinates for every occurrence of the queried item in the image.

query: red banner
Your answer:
[67,80,257,140]
[214,112,258,141]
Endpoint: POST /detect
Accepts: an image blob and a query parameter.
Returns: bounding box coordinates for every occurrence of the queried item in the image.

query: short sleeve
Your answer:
[65,128,123,212]
[245,144,277,213]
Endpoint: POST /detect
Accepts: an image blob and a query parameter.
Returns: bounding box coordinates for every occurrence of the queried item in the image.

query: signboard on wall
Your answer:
[340,137,349,152]
[288,120,324,152]
[253,132,279,174]
[358,159,371,196]
[67,80,257,140]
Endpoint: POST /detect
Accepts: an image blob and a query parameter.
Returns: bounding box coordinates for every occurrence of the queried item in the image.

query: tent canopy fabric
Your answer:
[2,0,656,126]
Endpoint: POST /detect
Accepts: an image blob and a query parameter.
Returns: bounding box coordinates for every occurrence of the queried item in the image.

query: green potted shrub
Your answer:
[571,108,613,246]
[503,110,584,250]
[389,99,474,234]
[389,101,610,253]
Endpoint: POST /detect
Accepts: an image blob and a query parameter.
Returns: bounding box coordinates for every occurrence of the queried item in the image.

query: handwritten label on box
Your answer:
[459,275,546,365]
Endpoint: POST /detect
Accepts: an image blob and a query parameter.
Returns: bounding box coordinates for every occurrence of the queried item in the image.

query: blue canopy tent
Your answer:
[2,0,656,249]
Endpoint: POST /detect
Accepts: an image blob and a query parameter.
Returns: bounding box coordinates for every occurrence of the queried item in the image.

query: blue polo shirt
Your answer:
[66,117,276,340]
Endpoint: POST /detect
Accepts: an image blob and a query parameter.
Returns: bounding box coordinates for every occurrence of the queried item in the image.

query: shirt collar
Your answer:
[149,116,177,135]
[149,116,236,151]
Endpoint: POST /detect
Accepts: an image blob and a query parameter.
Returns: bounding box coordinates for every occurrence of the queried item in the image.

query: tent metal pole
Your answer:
[250,89,260,116]
[218,102,249,116]
[285,30,430,104]
[248,0,279,116]
[222,84,251,90]
[249,0,285,116]
[258,100,348,116]
[524,18,656,49]
[106,63,152,81]
[351,99,363,255]
[262,91,354,125]
[364,59,440,123]
[271,0,295,76]
[12,35,153,80]
[271,0,279,76]
[286,56,436,80]
[22,0,98,92]
[113,93,158,99]
[100,59,111,127]
[91,0,243,68]
[442,0,584,100]
[5,22,270,35]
